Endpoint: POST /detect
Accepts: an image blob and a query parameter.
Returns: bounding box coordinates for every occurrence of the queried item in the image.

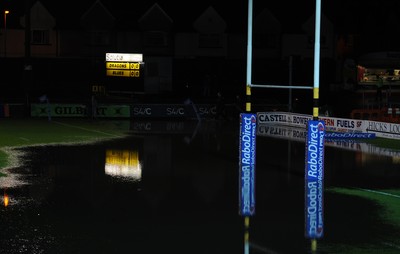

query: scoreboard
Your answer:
[105,53,143,78]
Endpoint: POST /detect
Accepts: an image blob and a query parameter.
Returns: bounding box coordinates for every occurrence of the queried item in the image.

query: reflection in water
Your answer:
[0,120,244,254]
[1,120,399,253]
[243,217,250,254]
[105,149,142,181]
[3,190,8,207]
[258,123,400,161]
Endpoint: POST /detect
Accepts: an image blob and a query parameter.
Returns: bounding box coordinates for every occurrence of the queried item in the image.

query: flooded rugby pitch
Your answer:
[1,120,400,254]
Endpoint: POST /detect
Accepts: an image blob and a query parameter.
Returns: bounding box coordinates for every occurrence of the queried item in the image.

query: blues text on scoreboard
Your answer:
[106,70,140,77]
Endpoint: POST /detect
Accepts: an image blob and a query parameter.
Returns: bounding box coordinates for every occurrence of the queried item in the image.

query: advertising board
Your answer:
[305,120,325,239]
[239,113,256,216]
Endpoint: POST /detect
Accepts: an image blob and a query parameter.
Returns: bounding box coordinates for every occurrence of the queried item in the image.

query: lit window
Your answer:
[31,30,50,45]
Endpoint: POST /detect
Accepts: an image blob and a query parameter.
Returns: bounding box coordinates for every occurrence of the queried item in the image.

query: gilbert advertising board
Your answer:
[31,104,87,117]
[31,104,131,118]
[239,113,256,216]
[96,105,130,118]
[305,120,325,239]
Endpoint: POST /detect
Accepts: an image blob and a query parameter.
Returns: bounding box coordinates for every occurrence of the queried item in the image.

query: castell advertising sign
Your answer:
[305,120,325,239]
[239,113,256,216]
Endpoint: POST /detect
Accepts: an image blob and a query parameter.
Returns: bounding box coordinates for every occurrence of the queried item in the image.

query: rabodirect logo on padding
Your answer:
[325,132,376,139]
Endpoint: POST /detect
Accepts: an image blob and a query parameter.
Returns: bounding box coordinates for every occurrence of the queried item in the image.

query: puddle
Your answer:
[0,120,399,253]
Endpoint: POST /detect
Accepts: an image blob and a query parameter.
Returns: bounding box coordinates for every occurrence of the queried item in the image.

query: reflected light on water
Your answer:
[392,156,400,164]
[3,191,9,207]
[244,216,250,254]
[105,149,142,180]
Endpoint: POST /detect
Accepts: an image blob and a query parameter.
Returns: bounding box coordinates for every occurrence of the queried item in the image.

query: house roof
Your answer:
[80,0,116,30]
[138,3,173,32]
[193,6,226,33]
[2,0,315,32]
[19,1,56,29]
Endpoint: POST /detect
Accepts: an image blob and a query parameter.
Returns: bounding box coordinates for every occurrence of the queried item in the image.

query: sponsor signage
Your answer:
[239,113,256,216]
[31,104,131,118]
[367,121,400,139]
[131,121,198,134]
[258,124,400,157]
[257,112,312,126]
[105,53,143,62]
[197,104,217,117]
[325,132,375,139]
[257,111,400,140]
[96,105,130,118]
[257,112,366,133]
[132,104,186,118]
[257,124,308,142]
[305,120,325,239]
[31,104,87,117]
[257,111,400,139]
[131,104,216,119]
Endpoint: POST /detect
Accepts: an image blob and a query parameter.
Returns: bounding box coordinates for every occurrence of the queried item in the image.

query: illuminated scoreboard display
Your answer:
[105,53,143,78]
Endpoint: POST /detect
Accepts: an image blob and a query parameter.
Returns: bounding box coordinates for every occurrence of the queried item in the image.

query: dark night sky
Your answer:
[2,0,400,51]
[2,0,400,33]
